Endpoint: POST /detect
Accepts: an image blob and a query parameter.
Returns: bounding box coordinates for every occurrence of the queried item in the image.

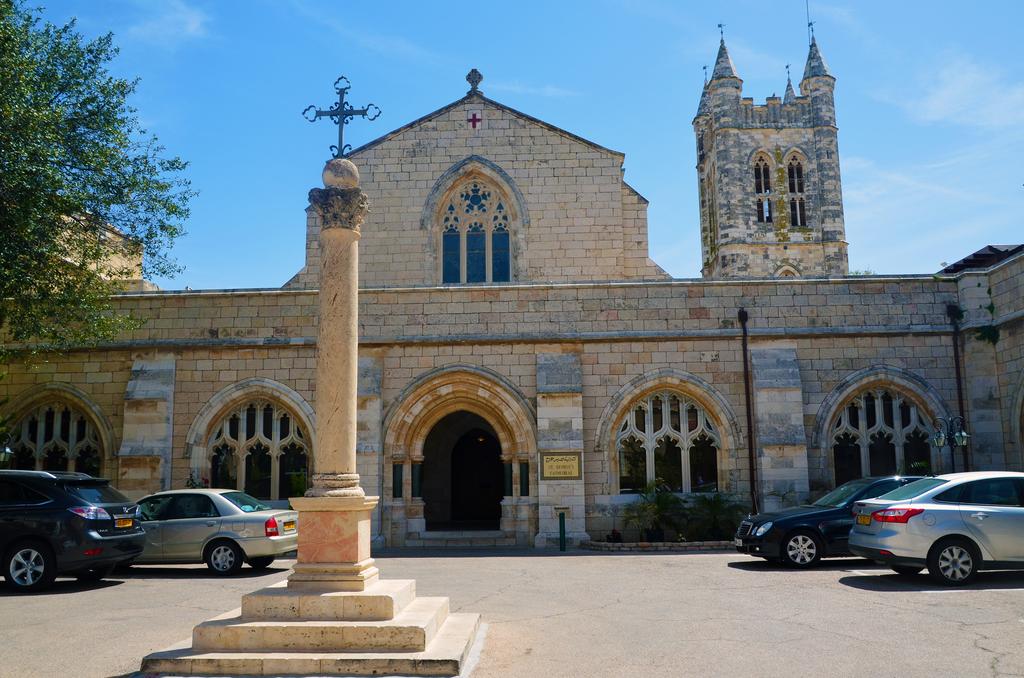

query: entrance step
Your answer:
[241,579,416,621]
[142,612,480,677]
[193,597,450,653]
[406,531,517,548]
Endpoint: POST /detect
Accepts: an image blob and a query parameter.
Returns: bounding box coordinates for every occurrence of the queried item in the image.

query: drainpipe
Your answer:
[946,303,970,472]
[738,308,759,514]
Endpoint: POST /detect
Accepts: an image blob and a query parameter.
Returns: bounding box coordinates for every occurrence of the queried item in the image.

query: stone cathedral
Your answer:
[2,38,1022,548]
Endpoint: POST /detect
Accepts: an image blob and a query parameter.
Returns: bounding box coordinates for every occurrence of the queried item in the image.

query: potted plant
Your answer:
[685,493,746,541]
[622,481,686,542]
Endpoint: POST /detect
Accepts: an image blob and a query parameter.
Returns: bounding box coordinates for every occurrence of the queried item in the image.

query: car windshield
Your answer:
[66,482,131,505]
[222,491,271,512]
[812,478,875,507]
[876,478,948,501]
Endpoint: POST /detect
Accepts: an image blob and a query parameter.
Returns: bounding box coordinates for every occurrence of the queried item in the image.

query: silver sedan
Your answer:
[849,471,1024,585]
[134,489,298,574]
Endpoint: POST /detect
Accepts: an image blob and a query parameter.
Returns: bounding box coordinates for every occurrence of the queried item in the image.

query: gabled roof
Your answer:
[346,91,625,159]
[940,244,1024,274]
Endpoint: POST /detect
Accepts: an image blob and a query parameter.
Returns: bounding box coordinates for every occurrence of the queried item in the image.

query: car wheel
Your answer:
[205,541,243,575]
[4,541,56,592]
[890,565,923,577]
[927,538,980,586]
[248,556,275,570]
[782,530,823,568]
[77,564,116,582]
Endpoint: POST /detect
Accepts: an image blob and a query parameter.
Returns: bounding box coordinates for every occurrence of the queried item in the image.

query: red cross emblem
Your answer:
[467,112,482,129]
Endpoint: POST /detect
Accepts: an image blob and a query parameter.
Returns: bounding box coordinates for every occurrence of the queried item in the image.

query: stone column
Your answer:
[533,350,590,547]
[749,341,811,511]
[289,158,379,591]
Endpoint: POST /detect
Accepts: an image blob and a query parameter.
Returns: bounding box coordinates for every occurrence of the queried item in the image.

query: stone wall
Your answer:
[981,253,1024,470]
[4,272,1012,544]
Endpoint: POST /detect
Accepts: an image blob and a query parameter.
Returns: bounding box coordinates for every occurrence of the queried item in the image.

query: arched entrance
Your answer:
[422,412,503,531]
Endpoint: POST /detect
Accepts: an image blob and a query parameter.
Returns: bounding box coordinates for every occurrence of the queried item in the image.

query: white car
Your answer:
[133,489,298,574]
[849,471,1024,585]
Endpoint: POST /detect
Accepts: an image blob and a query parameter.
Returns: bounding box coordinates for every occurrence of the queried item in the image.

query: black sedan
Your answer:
[1,470,145,591]
[735,475,924,567]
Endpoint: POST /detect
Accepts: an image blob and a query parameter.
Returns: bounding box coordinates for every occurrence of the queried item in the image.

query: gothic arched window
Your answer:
[206,401,309,500]
[9,401,103,475]
[438,179,513,284]
[753,155,773,224]
[829,389,934,485]
[787,157,807,227]
[615,392,721,494]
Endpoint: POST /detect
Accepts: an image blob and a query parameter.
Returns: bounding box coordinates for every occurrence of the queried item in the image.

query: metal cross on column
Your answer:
[303,76,381,158]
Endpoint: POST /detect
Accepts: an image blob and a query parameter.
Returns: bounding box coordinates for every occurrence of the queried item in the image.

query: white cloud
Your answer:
[288,0,441,64]
[898,55,1024,129]
[126,0,208,46]
[841,152,1017,274]
[488,81,580,98]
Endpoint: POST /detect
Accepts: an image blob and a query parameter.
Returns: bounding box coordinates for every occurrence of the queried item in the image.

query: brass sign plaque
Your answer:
[540,452,582,480]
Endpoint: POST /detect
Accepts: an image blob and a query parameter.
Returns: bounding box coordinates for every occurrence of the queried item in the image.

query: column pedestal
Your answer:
[288,496,380,591]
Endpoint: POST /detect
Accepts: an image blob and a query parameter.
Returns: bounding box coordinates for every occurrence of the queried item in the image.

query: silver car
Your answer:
[849,471,1024,585]
[134,489,298,575]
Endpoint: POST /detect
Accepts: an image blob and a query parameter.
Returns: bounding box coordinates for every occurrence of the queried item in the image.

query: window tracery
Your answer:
[9,402,102,476]
[439,179,512,284]
[615,391,721,494]
[829,389,933,485]
[206,401,309,500]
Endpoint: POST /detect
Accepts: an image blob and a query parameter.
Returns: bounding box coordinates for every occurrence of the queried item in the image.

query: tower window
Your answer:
[790,198,807,227]
[753,157,771,194]
[788,159,805,194]
[787,157,808,226]
[753,156,772,223]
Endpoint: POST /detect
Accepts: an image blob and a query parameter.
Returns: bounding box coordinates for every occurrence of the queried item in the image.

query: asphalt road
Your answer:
[2,552,1023,678]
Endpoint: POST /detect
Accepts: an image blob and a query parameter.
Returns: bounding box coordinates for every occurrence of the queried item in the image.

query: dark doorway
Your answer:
[422,411,503,531]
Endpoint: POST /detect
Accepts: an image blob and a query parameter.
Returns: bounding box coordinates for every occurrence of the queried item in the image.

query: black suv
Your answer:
[735,475,924,567]
[0,470,146,591]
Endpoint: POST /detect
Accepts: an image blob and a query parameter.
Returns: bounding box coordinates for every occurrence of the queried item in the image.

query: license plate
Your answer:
[283,520,296,532]
[734,538,743,547]
[115,518,134,529]
[856,514,871,526]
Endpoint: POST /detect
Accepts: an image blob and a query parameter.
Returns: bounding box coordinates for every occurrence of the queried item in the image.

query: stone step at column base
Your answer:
[242,579,417,621]
[141,612,480,677]
[194,597,450,653]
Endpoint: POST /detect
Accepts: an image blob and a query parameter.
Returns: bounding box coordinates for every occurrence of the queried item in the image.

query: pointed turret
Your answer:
[696,82,711,118]
[784,75,797,104]
[802,37,832,81]
[711,39,738,80]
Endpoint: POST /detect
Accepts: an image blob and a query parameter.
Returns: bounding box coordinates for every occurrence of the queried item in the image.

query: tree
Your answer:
[0,1,193,357]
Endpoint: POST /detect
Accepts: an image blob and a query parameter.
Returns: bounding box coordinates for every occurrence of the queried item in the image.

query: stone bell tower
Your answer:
[693,37,849,279]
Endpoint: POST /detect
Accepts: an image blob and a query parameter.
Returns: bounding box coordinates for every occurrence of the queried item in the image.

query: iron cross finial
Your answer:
[302,75,381,159]
[717,23,725,40]
[466,68,483,94]
[703,64,708,85]
[786,63,791,80]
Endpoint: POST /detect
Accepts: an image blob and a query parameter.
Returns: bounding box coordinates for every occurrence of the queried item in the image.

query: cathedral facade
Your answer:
[3,39,1022,547]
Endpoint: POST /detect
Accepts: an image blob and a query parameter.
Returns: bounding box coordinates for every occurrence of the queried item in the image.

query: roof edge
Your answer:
[346,91,625,159]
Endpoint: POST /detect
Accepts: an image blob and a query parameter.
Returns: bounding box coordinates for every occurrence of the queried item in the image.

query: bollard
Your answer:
[558,511,566,552]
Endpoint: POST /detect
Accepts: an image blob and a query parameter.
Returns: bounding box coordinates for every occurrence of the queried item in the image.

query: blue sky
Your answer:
[41,0,1024,289]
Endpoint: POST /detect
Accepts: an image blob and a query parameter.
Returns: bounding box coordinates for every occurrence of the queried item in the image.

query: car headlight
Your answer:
[754,521,773,537]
